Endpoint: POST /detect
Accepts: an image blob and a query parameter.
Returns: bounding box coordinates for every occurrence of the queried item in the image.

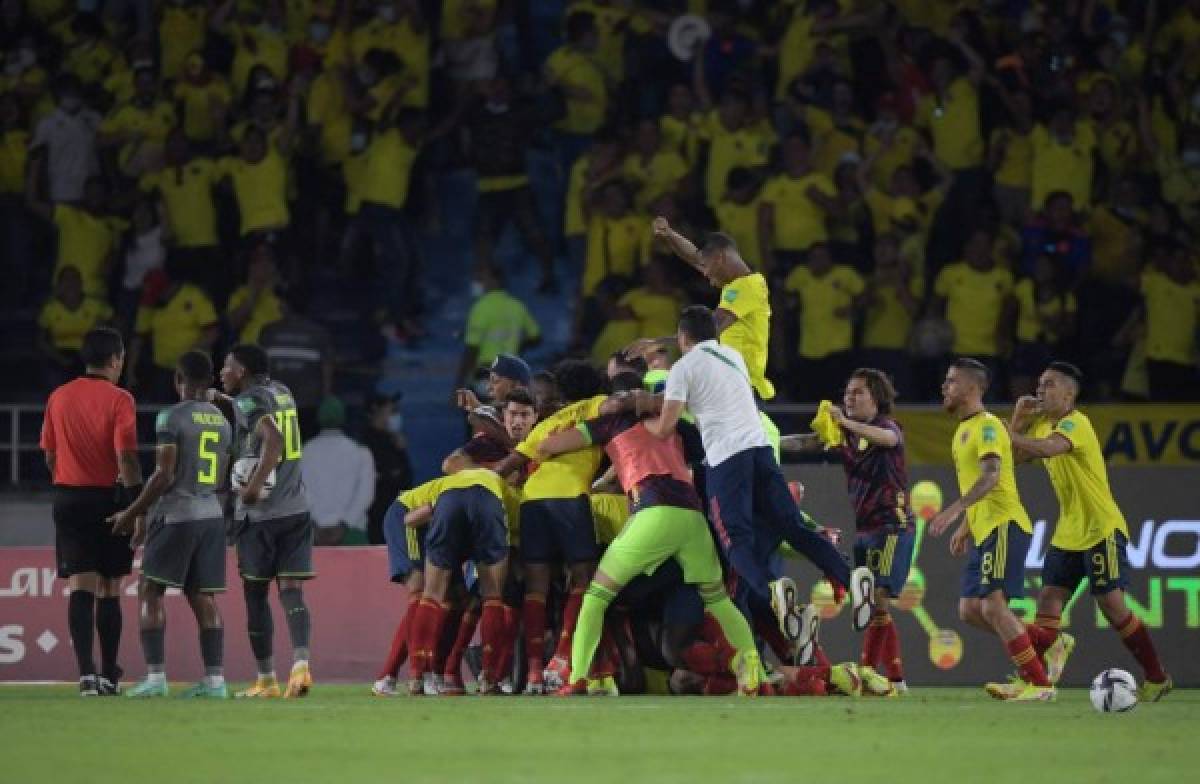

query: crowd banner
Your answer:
[894,405,1200,466]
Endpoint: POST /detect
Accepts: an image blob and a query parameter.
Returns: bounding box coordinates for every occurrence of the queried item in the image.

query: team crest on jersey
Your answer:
[236,397,257,414]
[1059,419,1076,433]
[981,424,997,444]
[723,289,738,304]
[857,437,868,452]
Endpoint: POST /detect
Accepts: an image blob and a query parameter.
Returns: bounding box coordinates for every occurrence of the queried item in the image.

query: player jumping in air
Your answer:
[213,344,315,698]
[1007,361,1172,701]
[782,368,915,695]
[112,351,233,698]
[930,359,1054,702]
[538,371,763,696]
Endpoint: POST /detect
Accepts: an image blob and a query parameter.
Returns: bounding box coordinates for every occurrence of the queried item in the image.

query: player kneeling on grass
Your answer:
[930,359,1054,703]
[110,351,233,698]
[1007,362,1171,701]
[404,469,517,695]
[537,371,762,696]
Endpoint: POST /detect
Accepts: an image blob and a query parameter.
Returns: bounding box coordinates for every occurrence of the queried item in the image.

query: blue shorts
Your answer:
[1042,532,1131,595]
[382,502,425,583]
[854,526,915,599]
[961,522,1032,600]
[519,495,598,565]
[425,486,509,571]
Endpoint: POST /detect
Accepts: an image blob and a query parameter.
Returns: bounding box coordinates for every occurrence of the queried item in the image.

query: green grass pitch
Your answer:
[2,685,1194,783]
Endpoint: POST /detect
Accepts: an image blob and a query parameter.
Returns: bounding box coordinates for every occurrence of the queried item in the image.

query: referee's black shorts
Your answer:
[52,487,134,579]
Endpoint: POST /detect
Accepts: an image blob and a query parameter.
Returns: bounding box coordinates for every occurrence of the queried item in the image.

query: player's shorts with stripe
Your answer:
[519,495,598,565]
[601,505,723,587]
[141,516,226,593]
[1042,532,1130,595]
[961,521,1031,599]
[52,486,133,579]
[383,501,427,582]
[425,486,508,570]
[854,526,915,598]
[234,512,315,581]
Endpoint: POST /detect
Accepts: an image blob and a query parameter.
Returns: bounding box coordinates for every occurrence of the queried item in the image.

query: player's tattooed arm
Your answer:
[929,455,1001,535]
[779,433,823,453]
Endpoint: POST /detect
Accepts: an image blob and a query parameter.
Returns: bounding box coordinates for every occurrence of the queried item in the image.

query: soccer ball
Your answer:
[231,457,276,500]
[1090,669,1138,713]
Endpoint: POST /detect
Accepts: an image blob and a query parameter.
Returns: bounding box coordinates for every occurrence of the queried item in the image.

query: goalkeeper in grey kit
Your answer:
[211,343,315,699]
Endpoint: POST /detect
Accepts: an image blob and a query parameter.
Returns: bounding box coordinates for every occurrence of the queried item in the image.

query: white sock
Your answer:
[203,675,225,689]
[292,659,309,670]
[146,672,166,684]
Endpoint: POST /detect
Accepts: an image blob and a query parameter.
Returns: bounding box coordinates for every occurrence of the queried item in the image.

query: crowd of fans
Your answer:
[5,0,1200,407]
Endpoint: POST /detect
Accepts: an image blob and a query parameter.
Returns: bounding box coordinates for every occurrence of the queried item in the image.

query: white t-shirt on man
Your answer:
[663,339,767,467]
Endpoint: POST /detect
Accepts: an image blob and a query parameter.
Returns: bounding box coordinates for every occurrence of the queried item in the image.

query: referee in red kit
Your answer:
[40,327,144,696]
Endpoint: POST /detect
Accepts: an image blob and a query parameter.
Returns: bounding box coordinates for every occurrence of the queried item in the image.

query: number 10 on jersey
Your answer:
[272,409,303,460]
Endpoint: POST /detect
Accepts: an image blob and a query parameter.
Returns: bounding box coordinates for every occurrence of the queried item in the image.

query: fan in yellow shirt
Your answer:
[216,108,297,236]
[916,56,984,171]
[660,84,704,165]
[1139,246,1200,401]
[614,259,682,344]
[651,217,776,399]
[37,265,113,366]
[784,242,865,400]
[622,120,690,210]
[929,359,1051,701]
[581,182,649,298]
[544,12,607,136]
[172,55,232,145]
[699,93,773,207]
[1030,109,1096,210]
[714,167,765,269]
[27,175,126,299]
[933,229,1015,359]
[129,277,219,400]
[139,131,220,250]
[1008,362,1171,697]
[227,249,284,344]
[758,134,838,266]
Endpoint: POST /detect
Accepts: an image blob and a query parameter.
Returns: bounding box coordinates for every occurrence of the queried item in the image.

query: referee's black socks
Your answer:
[96,597,123,681]
[68,591,96,677]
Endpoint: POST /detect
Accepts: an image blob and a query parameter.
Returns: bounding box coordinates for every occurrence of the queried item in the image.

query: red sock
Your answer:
[752,615,793,661]
[703,674,737,695]
[442,606,480,680]
[699,613,737,661]
[378,596,418,679]
[553,589,585,661]
[479,599,505,682]
[410,598,448,677]
[811,643,831,668]
[861,611,888,668]
[1026,613,1060,655]
[881,616,905,682]
[433,602,465,675]
[497,605,518,677]
[522,594,546,680]
[405,592,423,678]
[1005,632,1050,687]
[1115,612,1166,682]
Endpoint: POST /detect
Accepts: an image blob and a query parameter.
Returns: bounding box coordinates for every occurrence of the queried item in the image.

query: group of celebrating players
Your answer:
[50,216,1171,702]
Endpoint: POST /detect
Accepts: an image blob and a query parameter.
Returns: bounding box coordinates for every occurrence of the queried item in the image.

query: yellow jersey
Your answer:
[760,171,835,250]
[1030,410,1128,551]
[226,285,283,344]
[934,262,1013,357]
[516,396,607,501]
[951,411,1031,542]
[38,297,113,351]
[399,470,520,546]
[135,283,218,370]
[591,493,631,545]
[718,273,775,400]
[217,150,290,235]
[784,264,864,359]
[139,160,219,248]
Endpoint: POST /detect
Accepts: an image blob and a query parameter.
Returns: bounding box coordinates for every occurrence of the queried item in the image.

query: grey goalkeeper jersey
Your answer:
[152,400,233,524]
[234,379,308,522]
